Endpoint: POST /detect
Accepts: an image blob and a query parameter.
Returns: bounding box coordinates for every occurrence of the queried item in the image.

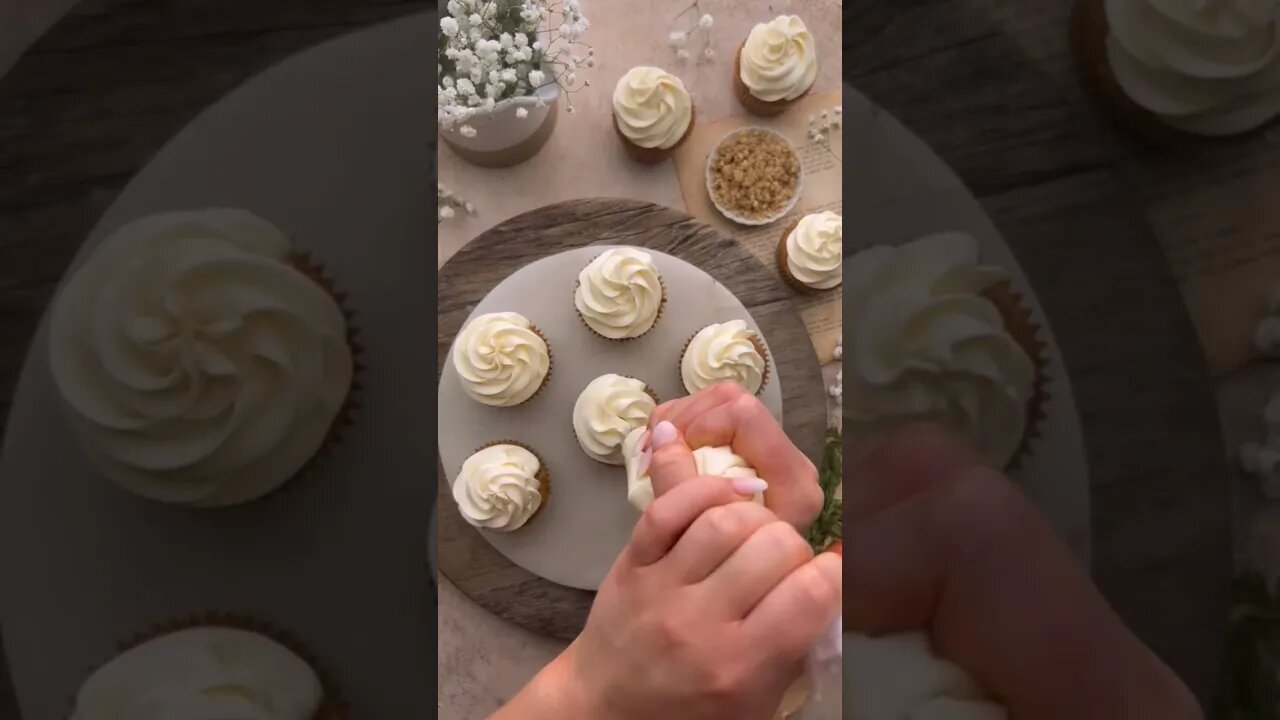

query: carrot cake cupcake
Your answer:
[574,247,666,340]
[47,208,355,508]
[777,210,842,291]
[454,442,547,532]
[452,311,551,407]
[734,15,818,116]
[612,66,696,163]
[573,374,657,465]
[844,231,1043,470]
[680,319,769,395]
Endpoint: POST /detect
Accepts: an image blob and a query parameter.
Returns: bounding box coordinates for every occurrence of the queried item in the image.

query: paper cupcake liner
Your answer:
[523,324,554,403]
[733,40,805,117]
[678,327,771,397]
[613,102,698,164]
[774,215,839,295]
[983,281,1050,472]
[68,612,347,720]
[475,439,551,526]
[572,258,668,342]
[571,377,661,466]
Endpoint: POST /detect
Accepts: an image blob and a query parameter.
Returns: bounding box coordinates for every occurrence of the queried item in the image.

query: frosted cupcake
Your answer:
[454,442,547,532]
[573,374,658,465]
[48,209,355,508]
[574,247,666,340]
[70,621,343,719]
[777,211,842,292]
[844,232,1044,470]
[735,15,818,117]
[612,66,696,163]
[624,426,761,511]
[680,319,770,395]
[452,311,551,407]
[1077,0,1280,138]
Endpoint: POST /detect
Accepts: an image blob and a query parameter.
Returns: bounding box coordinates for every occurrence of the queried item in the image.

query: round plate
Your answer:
[705,126,804,226]
[438,246,783,591]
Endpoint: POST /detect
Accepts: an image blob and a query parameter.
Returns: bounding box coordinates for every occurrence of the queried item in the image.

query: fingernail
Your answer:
[731,476,768,495]
[637,448,652,476]
[651,421,677,449]
[635,430,651,453]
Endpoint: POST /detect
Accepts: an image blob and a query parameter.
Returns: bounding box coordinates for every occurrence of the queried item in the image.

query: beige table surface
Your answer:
[436,1,844,715]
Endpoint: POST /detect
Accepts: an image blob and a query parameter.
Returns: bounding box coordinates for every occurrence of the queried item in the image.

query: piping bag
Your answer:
[623,428,843,719]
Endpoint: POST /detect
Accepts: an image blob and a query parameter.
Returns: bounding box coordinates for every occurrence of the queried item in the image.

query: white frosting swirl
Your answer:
[739,15,818,103]
[48,209,353,507]
[454,443,543,531]
[785,211,843,290]
[844,631,1007,720]
[452,312,550,407]
[1106,0,1280,135]
[623,426,760,511]
[70,627,323,720]
[612,66,694,149]
[845,232,1036,469]
[574,248,664,339]
[681,320,767,395]
[573,374,656,464]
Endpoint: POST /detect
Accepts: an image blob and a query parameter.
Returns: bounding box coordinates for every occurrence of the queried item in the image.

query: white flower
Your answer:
[468,13,482,25]
[501,68,518,84]
[532,40,544,51]
[456,77,476,96]
[516,107,530,119]
[669,31,687,48]
[464,201,476,214]
[440,16,460,37]
[440,205,456,219]
[488,69,501,85]
[676,48,690,61]
[447,0,463,14]
[567,105,575,113]
[442,76,455,88]
[567,72,577,85]
[567,0,581,11]
[703,47,714,60]
[521,8,539,23]
[699,14,714,28]
[499,32,514,48]
[528,69,545,86]
[514,32,529,48]
[459,124,477,138]
[485,82,502,99]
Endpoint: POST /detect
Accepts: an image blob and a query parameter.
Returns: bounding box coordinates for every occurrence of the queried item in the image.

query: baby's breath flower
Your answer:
[699,14,714,28]
[516,107,529,119]
[440,205,456,219]
[459,124,477,138]
[669,31,687,48]
[440,17,459,37]
[703,47,714,60]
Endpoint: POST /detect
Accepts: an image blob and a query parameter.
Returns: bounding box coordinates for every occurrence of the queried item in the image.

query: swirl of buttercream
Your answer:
[845,232,1036,469]
[452,311,550,407]
[1106,0,1280,135]
[573,374,656,464]
[70,627,323,720]
[681,320,767,395]
[739,15,819,103]
[612,66,694,149]
[454,443,544,531]
[786,211,842,290]
[48,208,353,507]
[574,248,664,339]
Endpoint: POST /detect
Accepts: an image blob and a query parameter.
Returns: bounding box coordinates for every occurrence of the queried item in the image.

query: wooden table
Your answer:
[0,0,1232,714]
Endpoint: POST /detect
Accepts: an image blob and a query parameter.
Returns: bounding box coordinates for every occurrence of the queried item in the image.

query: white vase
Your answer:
[440,81,560,168]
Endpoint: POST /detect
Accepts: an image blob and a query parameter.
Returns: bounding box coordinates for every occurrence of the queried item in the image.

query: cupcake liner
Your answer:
[733,40,805,117]
[982,281,1051,472]
[523,324,554,403]
[475,440,551,526]
[613,102,698,164]
[572,254,668,342]
[69,612,347,720]
[679,326,771,397]
[775,215,831,295]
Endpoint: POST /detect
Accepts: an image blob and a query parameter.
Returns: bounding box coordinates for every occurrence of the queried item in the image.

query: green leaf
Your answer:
[807,429,843,552]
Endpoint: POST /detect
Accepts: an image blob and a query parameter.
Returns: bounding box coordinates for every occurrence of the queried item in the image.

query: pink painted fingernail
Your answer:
[637,448,652,476]
[651,421,677,449]
[731,477,768,495]
[636,430,651,453]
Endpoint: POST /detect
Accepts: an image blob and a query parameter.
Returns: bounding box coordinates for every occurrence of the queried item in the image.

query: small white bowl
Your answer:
[705,125,804,226]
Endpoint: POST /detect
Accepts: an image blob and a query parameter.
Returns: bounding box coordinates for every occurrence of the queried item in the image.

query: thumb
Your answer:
[648,420,698,498]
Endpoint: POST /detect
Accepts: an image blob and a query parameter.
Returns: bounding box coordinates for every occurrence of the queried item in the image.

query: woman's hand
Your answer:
[641,382,823,529]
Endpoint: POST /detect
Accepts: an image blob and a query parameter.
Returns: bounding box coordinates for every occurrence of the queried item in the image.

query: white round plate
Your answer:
[438,246,783,591]
[705,126,804,226]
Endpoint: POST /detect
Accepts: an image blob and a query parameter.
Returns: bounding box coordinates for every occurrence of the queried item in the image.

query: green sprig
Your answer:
[807,428,843,552]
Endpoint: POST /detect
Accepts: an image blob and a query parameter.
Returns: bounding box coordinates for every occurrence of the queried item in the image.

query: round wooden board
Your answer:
[436,198,828,640]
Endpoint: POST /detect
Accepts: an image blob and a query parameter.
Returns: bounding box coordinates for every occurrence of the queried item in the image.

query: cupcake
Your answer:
[573,374,658,465]
[47,209,356,508]
[70,618,344,719]
[623,425,760,511]
[574,247,666,340]
[777,211,842,292]
[452,311,551,407]
[1076,0,1280,139]
[734,15,818,117]
[706,127,802,226]
[680,320,770,396]
[454,442,547,532]
[612,66,696,163]
[843,231,1047,470]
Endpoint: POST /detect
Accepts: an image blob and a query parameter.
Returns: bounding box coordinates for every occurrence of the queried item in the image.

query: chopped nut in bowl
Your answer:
[705,126,803,226]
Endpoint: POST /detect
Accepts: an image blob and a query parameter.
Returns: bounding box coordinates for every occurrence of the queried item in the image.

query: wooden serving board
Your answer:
[436,198,827,640]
